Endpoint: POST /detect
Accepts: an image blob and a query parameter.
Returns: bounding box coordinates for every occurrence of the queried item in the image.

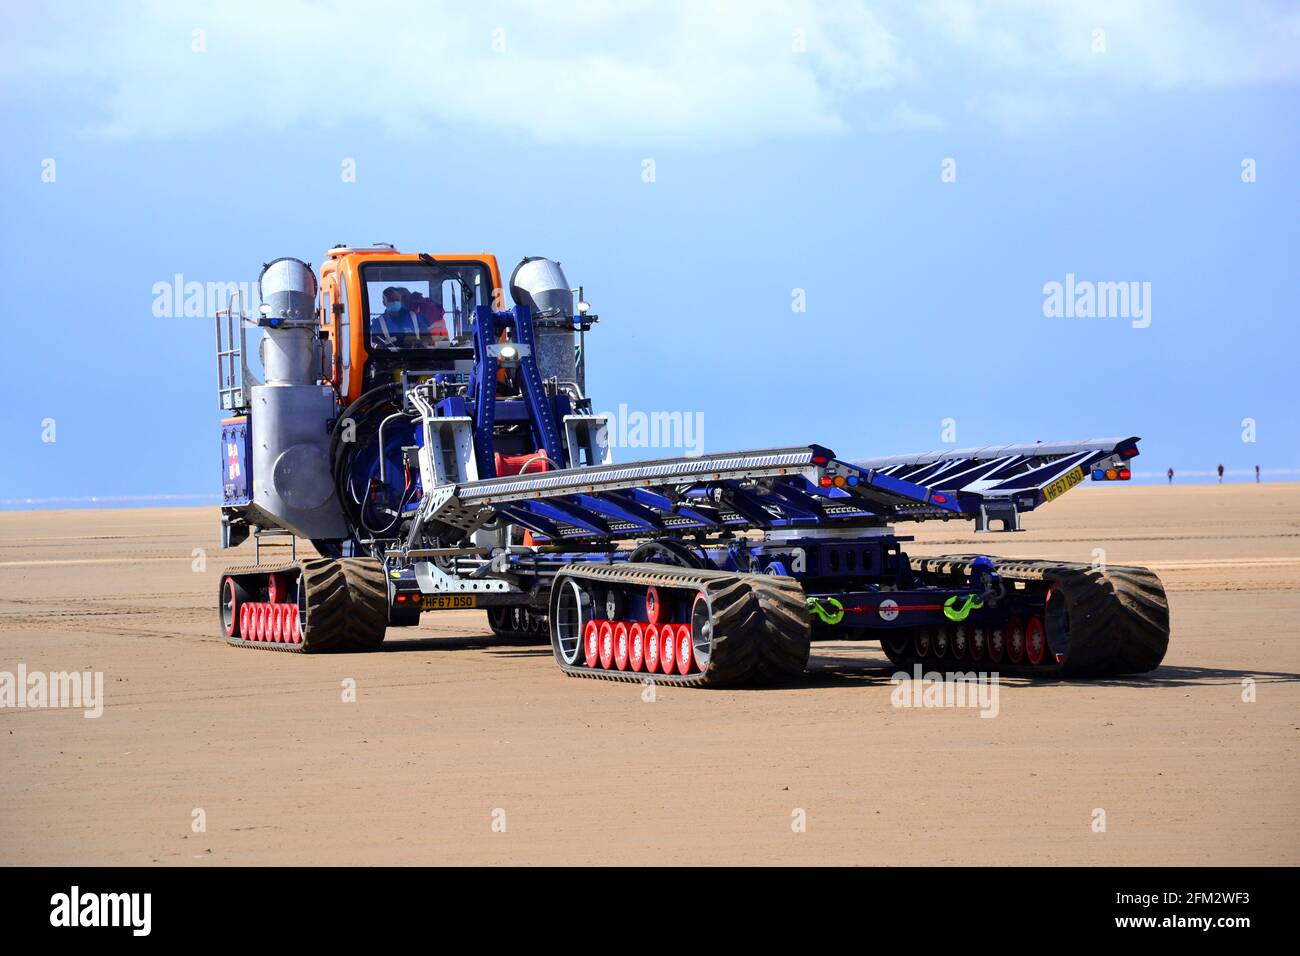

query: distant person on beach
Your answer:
[1167,467,1174,485]
[1256,464,1261,483]
[1217,464,1225,484]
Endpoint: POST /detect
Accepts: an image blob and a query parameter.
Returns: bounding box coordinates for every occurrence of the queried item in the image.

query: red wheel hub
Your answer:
[267,573,291,604]
[1024,615,1047,665]
[644,587,664,625]
[1006,616,1025,664]
[598,621,615,669]
[659,624,676,674]
[987,625,1005,663]
[643,623,660,673]
[613,622,630,671]
[675,624,693,676]
[950,625,968,660]
[583,620,600,667]
[629,623,645,672]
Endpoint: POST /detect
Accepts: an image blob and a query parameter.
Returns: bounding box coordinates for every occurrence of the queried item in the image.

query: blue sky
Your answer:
[1,0,1297,506]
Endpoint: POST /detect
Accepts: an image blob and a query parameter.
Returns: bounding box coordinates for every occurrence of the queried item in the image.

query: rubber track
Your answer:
[220,558,353,654]
[899,554,1170,677]
[550,563,810,688]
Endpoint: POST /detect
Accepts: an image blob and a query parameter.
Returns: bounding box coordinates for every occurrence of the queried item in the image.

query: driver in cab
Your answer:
[374,287,447,347]
[374,286,417,345]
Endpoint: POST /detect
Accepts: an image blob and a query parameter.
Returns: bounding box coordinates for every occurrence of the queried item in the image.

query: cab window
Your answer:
[361,261,489,352]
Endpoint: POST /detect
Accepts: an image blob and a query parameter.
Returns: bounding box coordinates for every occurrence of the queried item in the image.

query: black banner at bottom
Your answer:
[0,866,1283,941]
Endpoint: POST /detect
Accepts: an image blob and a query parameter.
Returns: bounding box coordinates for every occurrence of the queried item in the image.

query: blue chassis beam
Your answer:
[391,542,995,636]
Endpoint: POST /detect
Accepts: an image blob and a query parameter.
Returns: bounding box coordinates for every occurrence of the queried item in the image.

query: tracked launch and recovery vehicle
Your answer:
[214,246,1169,686]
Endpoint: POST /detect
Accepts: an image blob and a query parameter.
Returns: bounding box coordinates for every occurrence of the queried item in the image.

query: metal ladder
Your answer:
[253,527,297,565]
[215,291,250,412]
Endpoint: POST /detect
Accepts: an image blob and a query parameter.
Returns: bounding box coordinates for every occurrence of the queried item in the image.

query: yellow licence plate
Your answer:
[421,595,479,611]
[1043,466,1086,502]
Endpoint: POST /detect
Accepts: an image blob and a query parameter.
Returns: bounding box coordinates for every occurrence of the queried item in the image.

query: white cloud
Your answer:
[1,0,1295,145]
[865,100,948,133]
[920,0,1300,88]
[1,0,907,145]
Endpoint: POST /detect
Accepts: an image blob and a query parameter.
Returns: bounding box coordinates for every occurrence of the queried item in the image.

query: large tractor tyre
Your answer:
[1052,565,1169,678]
[690,577,762,685]
[750,575,814,682]
[298,558,351,652]
[340,557,389,650]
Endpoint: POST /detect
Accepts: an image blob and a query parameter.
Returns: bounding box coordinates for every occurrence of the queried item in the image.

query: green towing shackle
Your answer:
[943,593,984,622]
[806,596,844,626]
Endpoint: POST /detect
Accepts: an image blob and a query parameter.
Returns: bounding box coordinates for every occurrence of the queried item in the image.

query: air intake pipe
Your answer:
[510,256,580,392]
[249,256,347,540]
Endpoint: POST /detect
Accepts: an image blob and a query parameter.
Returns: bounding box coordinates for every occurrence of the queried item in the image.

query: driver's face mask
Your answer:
[385,300,403,313]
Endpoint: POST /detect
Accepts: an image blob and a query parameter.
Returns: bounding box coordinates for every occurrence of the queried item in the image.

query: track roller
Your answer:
[674,624,694,676]
[659,624,676,674]
[486,605,551,642]
[598,621,615,670]
[644,623,661,674]
[613,622,630,671]
[950,624,969,660]
[583,620,600,668]
[629,623,645,672]
[1024,615,1046,665]
[1006,616,1025,664]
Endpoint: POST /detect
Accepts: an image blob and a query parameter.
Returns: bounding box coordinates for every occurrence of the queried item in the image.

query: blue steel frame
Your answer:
[465,303,570,479]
